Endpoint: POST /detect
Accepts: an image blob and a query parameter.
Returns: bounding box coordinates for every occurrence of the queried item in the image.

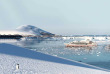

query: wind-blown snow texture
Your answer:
[0,43,109,74]
[16,25,54,36]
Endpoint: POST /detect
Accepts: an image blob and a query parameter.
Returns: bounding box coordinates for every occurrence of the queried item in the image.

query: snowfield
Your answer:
[0,43,109,74]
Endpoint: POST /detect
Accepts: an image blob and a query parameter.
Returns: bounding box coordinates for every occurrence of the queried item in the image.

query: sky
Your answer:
[0,0,110,35]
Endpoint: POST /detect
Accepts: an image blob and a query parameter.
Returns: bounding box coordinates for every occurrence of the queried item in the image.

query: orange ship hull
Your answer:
[65,44,97,47]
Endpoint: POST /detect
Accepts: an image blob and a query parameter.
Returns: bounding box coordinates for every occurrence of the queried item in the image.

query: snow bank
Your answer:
[0,43,109,74]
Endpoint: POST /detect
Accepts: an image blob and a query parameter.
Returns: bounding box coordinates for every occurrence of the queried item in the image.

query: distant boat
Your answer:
[64,40,97,47]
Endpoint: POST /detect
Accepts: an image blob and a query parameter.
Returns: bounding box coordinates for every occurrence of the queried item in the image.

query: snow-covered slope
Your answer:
[0,43,109,74]
[16,25,54,36]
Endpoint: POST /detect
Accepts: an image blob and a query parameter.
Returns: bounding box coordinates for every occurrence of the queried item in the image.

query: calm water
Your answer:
[1,38,110,69]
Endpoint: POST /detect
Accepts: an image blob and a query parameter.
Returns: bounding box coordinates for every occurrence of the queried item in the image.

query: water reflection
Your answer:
[105,45,110,52]
[17,39,42,47]
[0,39,43,48]
[65,46,93,50]
[65,46,96,54]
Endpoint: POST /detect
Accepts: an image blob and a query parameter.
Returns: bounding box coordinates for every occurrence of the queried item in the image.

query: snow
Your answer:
[16,25,54,36]
[0,43,109,74]
[0,30,34,36]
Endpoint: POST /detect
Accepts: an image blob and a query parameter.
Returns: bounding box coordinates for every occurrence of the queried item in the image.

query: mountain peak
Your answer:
[16,25,55,36]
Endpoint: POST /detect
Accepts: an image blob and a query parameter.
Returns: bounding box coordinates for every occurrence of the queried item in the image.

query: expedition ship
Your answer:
[64,40,97,47]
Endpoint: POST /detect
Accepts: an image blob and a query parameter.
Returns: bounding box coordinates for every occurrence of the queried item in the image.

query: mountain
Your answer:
[16,25,55,36]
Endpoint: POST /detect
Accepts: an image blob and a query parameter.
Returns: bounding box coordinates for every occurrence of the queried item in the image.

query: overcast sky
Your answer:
[0,0,110,35]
